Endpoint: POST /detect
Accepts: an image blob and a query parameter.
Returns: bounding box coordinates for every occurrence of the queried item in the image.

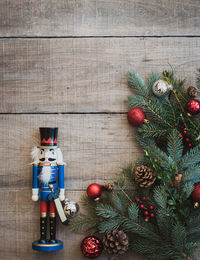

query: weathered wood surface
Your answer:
[0,114,141,190]
[0,0,199,37]
[1,0,200,259]
[1,37,200,113]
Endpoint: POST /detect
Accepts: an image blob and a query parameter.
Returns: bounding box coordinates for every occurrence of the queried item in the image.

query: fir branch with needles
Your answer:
[71,69,200,260]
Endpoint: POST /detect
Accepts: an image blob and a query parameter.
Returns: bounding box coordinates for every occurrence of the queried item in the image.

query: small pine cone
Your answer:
[103,230,129,255]
[187,86,198,98]
[173,174,183,188]
[100,182,113,192]
[135,165,156,188]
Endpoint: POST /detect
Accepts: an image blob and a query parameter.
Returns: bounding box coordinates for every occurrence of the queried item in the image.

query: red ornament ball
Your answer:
[87,183,102,199]
[81,236,103,258]
[187,99,200,115]
[127,107,146,126]
[191,183,200,204]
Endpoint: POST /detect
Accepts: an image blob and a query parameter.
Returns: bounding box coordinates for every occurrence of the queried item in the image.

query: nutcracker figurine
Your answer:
[31,127,66,251]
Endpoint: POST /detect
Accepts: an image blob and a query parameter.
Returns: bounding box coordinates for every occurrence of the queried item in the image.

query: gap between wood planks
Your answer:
[0,112,126,115]
[0,35,200,39]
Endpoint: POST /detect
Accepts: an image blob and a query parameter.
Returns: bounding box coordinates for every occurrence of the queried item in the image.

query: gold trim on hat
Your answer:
[38,146,57,149]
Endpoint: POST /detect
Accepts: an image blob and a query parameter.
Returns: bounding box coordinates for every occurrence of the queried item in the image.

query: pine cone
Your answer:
[100,182,113,192]
[187,86,198,98]
[103,230,129,255]
[135,165,156,188]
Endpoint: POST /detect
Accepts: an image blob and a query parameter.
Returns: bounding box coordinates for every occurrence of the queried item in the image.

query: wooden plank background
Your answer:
[0,1,200,260]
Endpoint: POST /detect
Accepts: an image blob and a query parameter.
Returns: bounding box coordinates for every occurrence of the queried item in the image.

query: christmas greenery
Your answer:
[71,69,200,260]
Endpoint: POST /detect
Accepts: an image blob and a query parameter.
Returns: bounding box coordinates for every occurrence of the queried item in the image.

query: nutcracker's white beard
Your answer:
[38,166,51,184]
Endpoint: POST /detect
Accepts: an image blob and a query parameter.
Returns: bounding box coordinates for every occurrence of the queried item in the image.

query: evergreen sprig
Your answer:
[70,70,200,260]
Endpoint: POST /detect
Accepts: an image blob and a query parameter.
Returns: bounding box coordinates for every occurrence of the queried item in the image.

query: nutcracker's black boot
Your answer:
[39,216,47,244]
[49,215,57,243]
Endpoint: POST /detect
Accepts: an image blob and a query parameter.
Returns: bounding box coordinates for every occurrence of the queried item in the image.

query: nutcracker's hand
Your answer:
[32,195,39,201]
[59,188,65,201]
[32,188,39,201]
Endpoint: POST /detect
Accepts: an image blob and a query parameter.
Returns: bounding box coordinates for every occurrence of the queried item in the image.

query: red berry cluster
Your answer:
[135,196,155,222]
[180,128,192,148]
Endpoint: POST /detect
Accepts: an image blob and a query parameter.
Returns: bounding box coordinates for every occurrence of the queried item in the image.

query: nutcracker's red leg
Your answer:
[49,201,57,243]
[39,201,47,243]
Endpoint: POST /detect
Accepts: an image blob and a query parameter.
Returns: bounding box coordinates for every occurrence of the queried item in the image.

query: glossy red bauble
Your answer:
[127,107,146,126]
[187,99,200,115]
[87,183,102,199]
[81,236,103,258]
[191,183,200,203]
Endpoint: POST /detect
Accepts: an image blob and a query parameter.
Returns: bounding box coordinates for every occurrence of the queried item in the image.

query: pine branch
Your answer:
[145,144,172,171]
[96,204,118,219]
[135,132,155,149]
[156,207,173,241]
[180,146,200,170]
[112,192,124,213]
[171,224,187,251]
[196,69,200,90]
[181,182,194,199]
[128,71,148,98]
[121,163,134,182]
[80,194,97,211]
[167,98,177,125]
[126,95,146,109]
[167,129,183,165]
[70,214,99,233]
[120,216,161,242]
[128,203,139,221]
[153,186,168,208]
[98,217,122,233]
[144,101,174,128]
[138,124,171,138]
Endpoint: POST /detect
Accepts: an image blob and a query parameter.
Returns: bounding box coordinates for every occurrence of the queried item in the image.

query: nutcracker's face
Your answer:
[39,148,57,165]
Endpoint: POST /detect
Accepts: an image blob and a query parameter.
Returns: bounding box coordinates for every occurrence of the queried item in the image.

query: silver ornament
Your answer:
[64,198,79,218]
[152,80,173,97]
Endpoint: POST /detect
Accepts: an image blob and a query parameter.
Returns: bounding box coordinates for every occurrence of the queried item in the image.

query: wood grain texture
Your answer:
[0,114,141,190]
[1,0,200,259]
[0,0,200,37]
[1,37,200,113]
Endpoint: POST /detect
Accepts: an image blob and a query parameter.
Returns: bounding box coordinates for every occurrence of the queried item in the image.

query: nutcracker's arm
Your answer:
[58,165,65,201]
[32,165,39,201]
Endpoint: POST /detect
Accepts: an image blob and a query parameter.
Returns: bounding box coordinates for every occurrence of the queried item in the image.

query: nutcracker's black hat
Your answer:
[39,127,58,148]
